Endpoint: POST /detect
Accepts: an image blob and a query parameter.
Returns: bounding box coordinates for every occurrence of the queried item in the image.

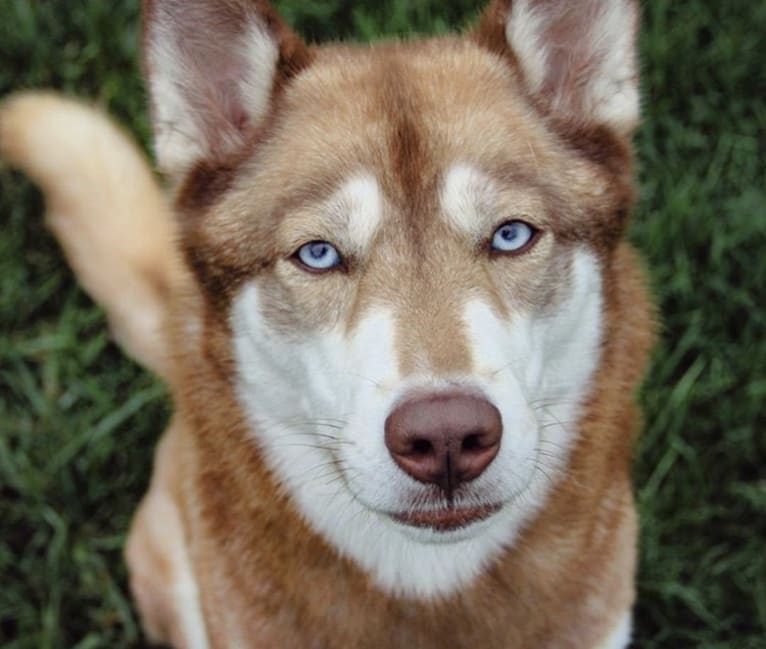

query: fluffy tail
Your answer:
[0,92,180,380]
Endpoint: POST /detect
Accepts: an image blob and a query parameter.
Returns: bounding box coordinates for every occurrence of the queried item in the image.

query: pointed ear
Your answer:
[474,0,640,135]
[142,0,312,177]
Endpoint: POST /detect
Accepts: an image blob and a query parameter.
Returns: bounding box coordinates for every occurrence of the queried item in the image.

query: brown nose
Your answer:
[384,393,502,499]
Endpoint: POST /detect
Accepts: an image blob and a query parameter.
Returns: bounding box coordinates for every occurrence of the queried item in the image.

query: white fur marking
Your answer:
[232,290,515,597]
[440,164,496,237]
[596,611,632,649]
[174,572,209,649]
[333,175,382,254]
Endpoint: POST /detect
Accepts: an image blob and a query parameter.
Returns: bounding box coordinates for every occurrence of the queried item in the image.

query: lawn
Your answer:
[1,1,764,647]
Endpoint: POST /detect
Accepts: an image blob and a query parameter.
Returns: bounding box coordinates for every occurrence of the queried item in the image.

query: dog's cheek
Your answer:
[230,284,404,515]
[229,282,390,436]
[457,246,606,501]
[230,280,338,413]
[459,298,541,497]
[526,247,607,480]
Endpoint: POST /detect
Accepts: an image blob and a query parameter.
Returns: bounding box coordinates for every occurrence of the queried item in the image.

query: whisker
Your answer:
[325,369,383,389]
[538,420,580,431]
[529,398,581,411]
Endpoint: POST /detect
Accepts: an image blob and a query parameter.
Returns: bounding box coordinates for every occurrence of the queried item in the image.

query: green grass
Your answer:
[1,1,764,647]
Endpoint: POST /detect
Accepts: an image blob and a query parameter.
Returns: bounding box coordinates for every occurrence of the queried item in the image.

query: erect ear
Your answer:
[143,0,312,177]
[474,0,640,136]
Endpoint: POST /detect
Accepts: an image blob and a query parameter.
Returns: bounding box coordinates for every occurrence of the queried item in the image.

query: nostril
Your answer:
[461,433,482,452]
[411,438,433,456]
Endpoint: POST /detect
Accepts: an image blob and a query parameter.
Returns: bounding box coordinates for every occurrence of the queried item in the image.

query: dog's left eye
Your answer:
[295,241,343,272]
[491,220,537,254]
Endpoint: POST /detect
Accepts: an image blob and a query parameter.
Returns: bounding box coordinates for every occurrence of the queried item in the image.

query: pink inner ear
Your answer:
[541,9,603,112]
[145,0,286,169]
[183,58,257,159]
[173,10,264,156]
[538,6,606,113]
[146,0,312,173]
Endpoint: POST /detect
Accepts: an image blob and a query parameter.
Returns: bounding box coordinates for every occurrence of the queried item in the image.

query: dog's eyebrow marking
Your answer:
[330,174,382,254]
[440,164,552,241]
[440,164,497,237]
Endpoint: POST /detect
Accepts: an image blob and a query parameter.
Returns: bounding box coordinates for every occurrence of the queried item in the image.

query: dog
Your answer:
[0,0,656,647]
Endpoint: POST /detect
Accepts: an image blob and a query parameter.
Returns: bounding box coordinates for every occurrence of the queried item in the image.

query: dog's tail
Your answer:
[0,92,180,380]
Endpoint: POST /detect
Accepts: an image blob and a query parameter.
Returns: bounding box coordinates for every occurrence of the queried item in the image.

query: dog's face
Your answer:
[145,0,639,597]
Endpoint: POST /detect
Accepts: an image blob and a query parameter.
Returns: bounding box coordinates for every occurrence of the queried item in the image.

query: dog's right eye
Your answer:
[490,220,538,255]
[294,241,343,272]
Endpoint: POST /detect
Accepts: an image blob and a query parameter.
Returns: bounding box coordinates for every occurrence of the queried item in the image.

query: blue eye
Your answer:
[295,241,342,271]
[491,220,536,253]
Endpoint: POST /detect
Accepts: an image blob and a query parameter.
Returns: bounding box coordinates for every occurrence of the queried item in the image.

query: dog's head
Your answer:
[143,0,640,597]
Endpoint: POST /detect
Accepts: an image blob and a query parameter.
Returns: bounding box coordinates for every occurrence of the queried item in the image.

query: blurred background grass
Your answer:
[0,1,764,647]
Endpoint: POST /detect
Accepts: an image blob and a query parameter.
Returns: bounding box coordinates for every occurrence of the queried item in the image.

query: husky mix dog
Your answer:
[0,0,655,647]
